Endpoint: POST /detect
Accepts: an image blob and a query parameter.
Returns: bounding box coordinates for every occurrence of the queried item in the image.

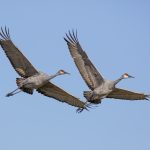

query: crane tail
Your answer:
[16,78,25,87]
[84,91,93,101]
[84,91,101,104]
[16,78,33,95]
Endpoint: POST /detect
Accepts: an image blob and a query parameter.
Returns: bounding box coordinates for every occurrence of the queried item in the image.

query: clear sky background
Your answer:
[0,0,150,150]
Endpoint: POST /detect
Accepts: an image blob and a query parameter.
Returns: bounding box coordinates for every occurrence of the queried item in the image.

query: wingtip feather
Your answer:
[145,94,150,100]
[0,26,10,40]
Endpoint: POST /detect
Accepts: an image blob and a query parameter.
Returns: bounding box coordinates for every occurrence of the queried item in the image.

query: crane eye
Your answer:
[59,70,65,74]
[123,73,129,78]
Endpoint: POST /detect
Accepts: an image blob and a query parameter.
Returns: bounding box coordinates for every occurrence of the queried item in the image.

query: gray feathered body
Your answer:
[94,80,115,96]
[18,71,50,89]
[84,80,115,103]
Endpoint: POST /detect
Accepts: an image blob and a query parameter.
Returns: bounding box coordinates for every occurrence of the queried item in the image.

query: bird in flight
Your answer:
[0,27,88,112]
[64,30,149,104]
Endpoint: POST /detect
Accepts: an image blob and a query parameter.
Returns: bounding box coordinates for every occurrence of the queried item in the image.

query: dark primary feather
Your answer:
[0,27,38,78]
[107,88,149,100]
[36,82,88,109]
[64,30,104,90]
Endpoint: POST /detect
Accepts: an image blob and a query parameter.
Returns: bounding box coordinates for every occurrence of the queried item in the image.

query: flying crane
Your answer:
[64,31,149,104]
[0,27,88,112]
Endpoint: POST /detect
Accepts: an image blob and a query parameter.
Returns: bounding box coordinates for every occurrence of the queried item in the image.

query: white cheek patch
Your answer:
[60,71,64,74]
[124,74,129,78]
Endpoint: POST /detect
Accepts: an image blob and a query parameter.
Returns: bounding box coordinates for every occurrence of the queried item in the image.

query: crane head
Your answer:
[123,73,134,79]
[58,70,70,75]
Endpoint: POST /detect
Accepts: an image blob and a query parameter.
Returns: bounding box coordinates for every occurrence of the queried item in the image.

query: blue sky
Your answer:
[0,0,150,150]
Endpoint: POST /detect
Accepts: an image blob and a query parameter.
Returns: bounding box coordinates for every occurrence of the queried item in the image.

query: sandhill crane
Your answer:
[64,31,149,104]
[0,27,88,112]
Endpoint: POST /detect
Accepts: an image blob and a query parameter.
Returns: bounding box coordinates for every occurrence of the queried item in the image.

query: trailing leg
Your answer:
[6,88,22,97]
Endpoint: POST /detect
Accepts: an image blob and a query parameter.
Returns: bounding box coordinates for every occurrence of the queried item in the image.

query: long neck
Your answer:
[48,72,60,80]
[114,76,124,85]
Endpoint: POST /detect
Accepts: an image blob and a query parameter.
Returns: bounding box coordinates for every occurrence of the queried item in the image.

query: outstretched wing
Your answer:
[107,88,149,100]
[0,27,38,77]
[64,31,104,90]
[36,82,88,110]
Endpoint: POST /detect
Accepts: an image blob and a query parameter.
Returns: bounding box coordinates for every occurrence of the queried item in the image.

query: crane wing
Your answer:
[107,88,149,100]
[0,27,38,77]
[36,82,87,110]
[64,31,104,90]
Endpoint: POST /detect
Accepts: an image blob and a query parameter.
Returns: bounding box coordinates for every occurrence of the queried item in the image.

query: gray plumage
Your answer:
[64,30,149,104]
[0,27,88,112]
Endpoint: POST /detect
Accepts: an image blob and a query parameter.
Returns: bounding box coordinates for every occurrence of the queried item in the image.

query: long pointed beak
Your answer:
[65,71,70,75]
[128,75,135,78]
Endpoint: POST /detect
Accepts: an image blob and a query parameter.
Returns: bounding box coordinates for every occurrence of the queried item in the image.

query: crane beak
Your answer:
[64,71,70,75]
[128,75,135,78]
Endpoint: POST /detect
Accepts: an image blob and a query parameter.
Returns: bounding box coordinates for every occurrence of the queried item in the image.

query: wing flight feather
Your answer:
[0,27,38,77]
[37,82,88,110]
[107,88,149,100]
[64,31,103,90]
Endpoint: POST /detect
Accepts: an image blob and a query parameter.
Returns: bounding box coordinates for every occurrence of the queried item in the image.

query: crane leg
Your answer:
[6,88,22,97]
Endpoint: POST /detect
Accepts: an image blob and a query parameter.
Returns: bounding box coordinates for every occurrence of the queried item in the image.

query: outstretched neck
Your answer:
[48,72,60,80]
[114,76,124,85]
